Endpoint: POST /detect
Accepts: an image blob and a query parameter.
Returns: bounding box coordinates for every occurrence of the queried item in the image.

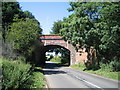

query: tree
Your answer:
[2,1,42,61]
[2,1,22,41]
[7,19,42,60]
[22,11,35,19]
[51,2,120,70]
[50,20,63,34]
[98,2,120,62]
[2,2,38,42]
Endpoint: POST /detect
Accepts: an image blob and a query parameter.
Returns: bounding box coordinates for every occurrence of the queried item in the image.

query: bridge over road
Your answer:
[34,34,87,66]
[40,34,76,65]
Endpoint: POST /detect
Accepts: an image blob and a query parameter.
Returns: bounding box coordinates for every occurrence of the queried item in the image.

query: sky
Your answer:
[18,2,72,34]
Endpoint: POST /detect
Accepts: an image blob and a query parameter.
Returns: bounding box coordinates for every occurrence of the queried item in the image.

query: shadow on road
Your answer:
[43,70,66,75]
[44,62,60,69]
[43,62,67,75]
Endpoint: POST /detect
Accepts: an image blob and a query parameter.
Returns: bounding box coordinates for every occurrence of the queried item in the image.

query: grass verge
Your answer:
[28,70,45,88]
[71,64,120,81]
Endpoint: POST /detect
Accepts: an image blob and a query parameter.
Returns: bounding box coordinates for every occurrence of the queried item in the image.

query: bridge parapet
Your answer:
[40,35,67,47]
[40,35,62,40]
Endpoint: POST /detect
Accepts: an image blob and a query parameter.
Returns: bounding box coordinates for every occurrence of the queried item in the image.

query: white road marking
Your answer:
[75,75,104,90]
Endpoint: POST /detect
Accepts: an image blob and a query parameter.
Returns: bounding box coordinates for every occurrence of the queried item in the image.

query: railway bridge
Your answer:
[34,35,87,66]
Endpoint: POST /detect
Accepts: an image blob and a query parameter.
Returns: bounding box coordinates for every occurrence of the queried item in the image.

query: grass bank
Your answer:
[71,64,120,81]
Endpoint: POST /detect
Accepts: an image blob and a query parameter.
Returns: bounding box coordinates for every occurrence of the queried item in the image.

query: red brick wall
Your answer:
[40,35,62,39]
[40,35,89,65]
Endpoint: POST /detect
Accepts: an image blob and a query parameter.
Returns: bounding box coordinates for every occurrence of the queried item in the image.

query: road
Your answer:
[43,62,120,89]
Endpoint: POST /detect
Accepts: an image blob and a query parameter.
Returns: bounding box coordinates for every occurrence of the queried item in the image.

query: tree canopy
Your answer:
[2,1,41,41]
[2,1,42,62]
[7,19,42,58]
[50,20,63,34]
[51,2,120,65]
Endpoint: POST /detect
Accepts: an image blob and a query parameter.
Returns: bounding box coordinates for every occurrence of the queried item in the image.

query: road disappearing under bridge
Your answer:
[43,61,119,89]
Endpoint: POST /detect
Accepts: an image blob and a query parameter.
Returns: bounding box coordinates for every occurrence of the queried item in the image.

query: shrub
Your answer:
[100,62,112,72]
[109,61,120,72]
[100,61,120,72]
[2,59,32,89]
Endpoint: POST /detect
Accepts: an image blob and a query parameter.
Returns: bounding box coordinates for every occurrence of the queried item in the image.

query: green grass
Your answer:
[28,71,45,88]
[34,67,42,70]
[50,56,61,63]
[23,66,46,88]
[85,69,119,80]
[71,64,85,70]
[71,64,120,81]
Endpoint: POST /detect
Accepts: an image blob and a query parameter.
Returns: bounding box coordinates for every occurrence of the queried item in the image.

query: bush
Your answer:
[2,58,32,89]
[109,61,120,72]
[100,62,112,72]
[100,61,120,72]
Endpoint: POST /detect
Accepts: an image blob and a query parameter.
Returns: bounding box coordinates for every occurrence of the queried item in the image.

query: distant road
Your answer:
[43,61,120,89]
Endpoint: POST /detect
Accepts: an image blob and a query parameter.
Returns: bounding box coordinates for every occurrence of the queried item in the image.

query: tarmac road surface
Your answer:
[43,61,120,90]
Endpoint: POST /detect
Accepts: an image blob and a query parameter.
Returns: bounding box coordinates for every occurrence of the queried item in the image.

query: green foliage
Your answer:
[51,20,63,34]
[71,63,86,71]
[2,58,32,89]
[100,25,120,61]
[100,62,112,72]
[22,11,35,19]
[71,63,119,80]
[2,2,21,24]
[7,19,42,59]
[47,48,70,65]
[60,2,100,48]
[23,72,45,88]
[30,72,45,88]
[50,56,61,63]
[50,55,70,65]
[100,61,120,72]
[2,2,22,41]
[51,2,120,70]
[2,58,45,89]
[85,64,100,71]
[2,1,42,63]
[1,2,45,89]
[57,48,70,65]
[110,61,120,72]
[2,2,38,40]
